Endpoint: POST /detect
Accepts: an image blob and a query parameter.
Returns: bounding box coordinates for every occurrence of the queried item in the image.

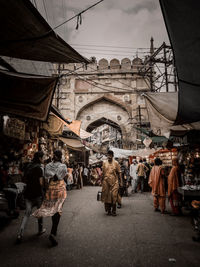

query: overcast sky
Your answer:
[35,0,169,61]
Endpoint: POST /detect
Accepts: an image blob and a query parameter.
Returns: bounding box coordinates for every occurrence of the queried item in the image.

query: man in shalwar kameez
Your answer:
[101,150,122,216]
[148,158,166,214]
[168,158,182,216]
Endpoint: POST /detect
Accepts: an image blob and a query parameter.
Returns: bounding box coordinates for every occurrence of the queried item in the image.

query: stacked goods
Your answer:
[153,148,178,167]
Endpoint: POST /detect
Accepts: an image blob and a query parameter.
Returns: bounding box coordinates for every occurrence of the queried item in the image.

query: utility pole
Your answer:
[138,105,142,128]
[138,40,177,92]
[163,42,169,92]
[150,37,154,92]
[56,64,61,109]
[173,59,178,92]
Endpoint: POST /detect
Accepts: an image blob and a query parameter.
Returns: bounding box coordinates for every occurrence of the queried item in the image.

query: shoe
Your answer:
[49,234,58,246]
[117,204,121,209]
[15,234,22,244]
[37,228,46,236]
[112,212,117,216]
[154,208,161,212]
[106,211,112,216]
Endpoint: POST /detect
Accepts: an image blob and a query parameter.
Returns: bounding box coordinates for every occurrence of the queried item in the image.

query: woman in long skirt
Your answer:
[32,150,68,246]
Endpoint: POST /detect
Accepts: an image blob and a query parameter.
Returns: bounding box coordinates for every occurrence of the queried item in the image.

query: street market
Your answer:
[1,1,200,267]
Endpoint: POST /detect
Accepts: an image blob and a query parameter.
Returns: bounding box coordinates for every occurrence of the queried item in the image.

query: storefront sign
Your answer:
[171,135,188,146]
[4,117,25,140]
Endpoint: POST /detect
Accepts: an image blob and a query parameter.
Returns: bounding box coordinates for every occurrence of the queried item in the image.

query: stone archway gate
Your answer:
[53,57,151,149]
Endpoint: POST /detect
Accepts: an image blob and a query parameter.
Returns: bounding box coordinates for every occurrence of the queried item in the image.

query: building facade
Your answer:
[53,57,151,149]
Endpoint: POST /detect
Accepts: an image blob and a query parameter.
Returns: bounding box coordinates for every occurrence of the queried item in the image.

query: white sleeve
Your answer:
[45,164,55,179]
[56,164,68,180]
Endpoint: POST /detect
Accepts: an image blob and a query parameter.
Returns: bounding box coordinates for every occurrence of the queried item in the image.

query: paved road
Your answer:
[0,186,200,267]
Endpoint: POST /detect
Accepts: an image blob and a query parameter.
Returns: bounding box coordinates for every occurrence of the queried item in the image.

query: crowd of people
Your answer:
[101,152,185,219]
[1,148,200,246]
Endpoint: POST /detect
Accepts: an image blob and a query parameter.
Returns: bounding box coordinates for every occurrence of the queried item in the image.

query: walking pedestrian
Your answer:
[148,158,166,214]
[135,159,148,193]
[77,164,83,189]
[67,165,74,190]
[32,150,68,246]
[168,158,182,216]
[130,160,138,193]
[143,158,151,192]
[101,150,123,216]
[16,151,45,243]
[120,159,129,197]
[83,165,89,185]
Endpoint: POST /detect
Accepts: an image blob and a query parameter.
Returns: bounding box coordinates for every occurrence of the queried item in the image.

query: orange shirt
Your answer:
[148,166,165,197]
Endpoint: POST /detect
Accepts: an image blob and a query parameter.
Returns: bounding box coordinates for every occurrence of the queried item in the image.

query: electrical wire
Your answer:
[69,44,154,50]
[60,66,136,93]
[72,47,150,54]
[53,0,104,31]
[59,59,149,93]
[58,45,176,93]
[1,0,104,45]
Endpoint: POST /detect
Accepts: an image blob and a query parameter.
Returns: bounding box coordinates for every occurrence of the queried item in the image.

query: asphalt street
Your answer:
[0,186,200,267]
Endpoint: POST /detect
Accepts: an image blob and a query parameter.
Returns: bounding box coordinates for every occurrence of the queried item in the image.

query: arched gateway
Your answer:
[53,57,151,149]
[76,95,130,146]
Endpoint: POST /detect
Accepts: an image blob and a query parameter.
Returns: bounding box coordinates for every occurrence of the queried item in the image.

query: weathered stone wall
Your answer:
[53,57,150,149]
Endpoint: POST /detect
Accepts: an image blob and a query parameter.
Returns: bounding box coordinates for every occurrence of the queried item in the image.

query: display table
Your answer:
[178,186,200,201]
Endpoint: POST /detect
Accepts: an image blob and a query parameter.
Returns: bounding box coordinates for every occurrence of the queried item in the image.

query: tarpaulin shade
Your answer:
[110,147,158,158]
[0,0,88,64]
[144,92,200,136]
[42,114,64,136]
[1,56,54,76]
[160,0,200,124]
[51,105,81,137]
[59,137,85,151]
[51,105,72,125]
[0,69,57,121]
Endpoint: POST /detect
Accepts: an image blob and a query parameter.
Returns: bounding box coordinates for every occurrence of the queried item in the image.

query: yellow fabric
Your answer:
[42,114,63,136]
[148,166,165,197]
[101,159,121,204]
[168,166,180,197]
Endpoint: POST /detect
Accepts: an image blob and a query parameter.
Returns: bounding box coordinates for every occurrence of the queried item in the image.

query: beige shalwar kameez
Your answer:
[101,159,121,213]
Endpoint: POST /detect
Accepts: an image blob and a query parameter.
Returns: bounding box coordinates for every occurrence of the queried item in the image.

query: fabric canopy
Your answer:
[51,105,72,125]
[0,69,57,121]
[59,137,85,151]
[51,105,81,136]
[42,114,64,136]
[110,147,158,158]
[89,154,107,165]
[144,92,200,136]
[80,129,93,139]
[0,0,88,64]
[51,106,92,139]
[159,0,200,124]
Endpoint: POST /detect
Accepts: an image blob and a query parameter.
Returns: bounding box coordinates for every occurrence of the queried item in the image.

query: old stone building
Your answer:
[53,57,151,149]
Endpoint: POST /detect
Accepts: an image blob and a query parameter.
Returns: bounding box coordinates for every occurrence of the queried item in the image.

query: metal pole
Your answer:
[173,61,178,92]
[150,37,154,92]
[57,64,61,108]
[163,43,169,92]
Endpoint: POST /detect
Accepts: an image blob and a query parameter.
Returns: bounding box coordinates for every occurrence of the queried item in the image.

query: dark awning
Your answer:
[51,105,71,125]
[0,69,58,121]
[160,0,200,124]
[0,0,88,64]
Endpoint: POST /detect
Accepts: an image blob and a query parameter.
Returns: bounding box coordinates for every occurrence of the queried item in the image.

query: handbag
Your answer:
[97,191,102,201]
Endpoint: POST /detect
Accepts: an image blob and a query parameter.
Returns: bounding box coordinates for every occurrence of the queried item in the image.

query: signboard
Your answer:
[4,117,25,140]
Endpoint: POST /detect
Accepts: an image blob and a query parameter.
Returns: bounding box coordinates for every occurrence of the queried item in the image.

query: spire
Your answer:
[150,37,154,55]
